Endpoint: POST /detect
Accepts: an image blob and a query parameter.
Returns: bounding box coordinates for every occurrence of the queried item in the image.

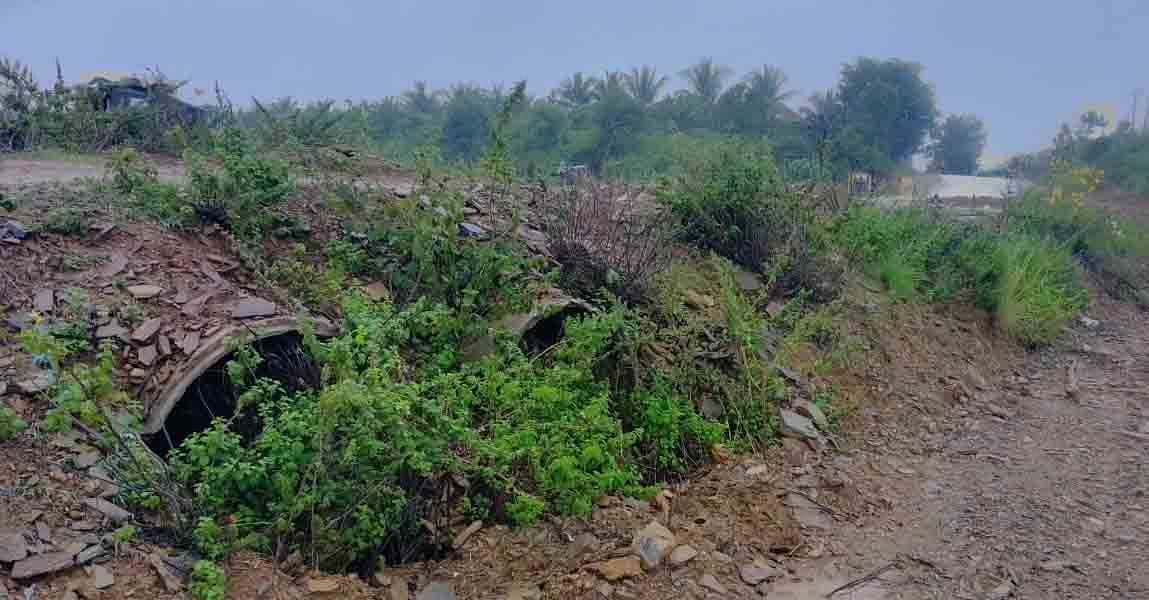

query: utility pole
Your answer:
[1143,93,1149,132]
[1133,89,1143,131]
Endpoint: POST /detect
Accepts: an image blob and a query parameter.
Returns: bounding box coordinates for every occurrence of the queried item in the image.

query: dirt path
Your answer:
[786,297,1149,599]
[0,155,417,196]
[0,157,185,186]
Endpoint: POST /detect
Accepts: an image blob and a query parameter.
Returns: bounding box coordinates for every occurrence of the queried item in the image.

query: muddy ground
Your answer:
[1,156,1146,599]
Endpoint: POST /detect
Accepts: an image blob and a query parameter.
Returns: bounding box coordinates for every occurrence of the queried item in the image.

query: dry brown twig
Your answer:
[825,562,899,597]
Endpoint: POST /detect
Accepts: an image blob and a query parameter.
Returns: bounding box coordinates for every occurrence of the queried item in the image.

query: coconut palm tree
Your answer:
[743,65,794,115]
[401,81,441,115]
[554,72,600,108]
[595,70,628,98]
[679,58,731,104]
[624,66,669,105]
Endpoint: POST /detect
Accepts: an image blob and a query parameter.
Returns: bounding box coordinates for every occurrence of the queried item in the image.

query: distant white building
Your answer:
[916,174,1022,200]
[871,174,1025,217]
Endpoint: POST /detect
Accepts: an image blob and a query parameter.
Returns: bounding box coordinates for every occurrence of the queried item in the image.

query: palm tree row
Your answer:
[550,58,789,111]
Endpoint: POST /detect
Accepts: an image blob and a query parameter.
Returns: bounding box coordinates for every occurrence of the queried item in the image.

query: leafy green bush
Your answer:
[185,128,294,238]
[105,131,294,238]
[167,296,668,569]
[659,140,838,299]
[189,560,227,600]
[659,139,788,271]
[0,406,27,441]
[265,244,348,315]
[109,148,158,194]
[617,378,724,474]
[1075,128,1149,194]
[370,186,537,318]
[832,206,969,300]
[42,207,88,236]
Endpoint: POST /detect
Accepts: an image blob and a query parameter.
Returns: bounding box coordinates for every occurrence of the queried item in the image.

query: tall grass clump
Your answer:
[831,205,1088,345]
[831,205,968,301]
[993,237,1087,345]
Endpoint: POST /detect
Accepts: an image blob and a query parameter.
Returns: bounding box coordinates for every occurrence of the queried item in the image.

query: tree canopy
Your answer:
[837,58,937,168]
[214,55,971,183]
[927,114,987,175]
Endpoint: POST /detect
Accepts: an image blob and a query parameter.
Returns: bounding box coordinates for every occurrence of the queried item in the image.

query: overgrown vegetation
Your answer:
[1007,164,1149,304]
[8,48,1149,586]
[189,560,227,600]
[659,140,841,300]
[165,297,649,568]
[0,405,27,441]
[108,130,293,240]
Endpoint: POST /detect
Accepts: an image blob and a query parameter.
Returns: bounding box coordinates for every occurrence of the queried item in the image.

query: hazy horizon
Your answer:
[5,0,1147,157]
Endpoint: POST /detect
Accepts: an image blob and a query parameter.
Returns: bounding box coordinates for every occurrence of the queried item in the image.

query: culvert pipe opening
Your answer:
[141,317,338,457]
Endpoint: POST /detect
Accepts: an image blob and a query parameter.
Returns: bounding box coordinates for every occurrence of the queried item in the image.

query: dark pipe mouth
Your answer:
[519,306,589,356]
[143,332,319,457]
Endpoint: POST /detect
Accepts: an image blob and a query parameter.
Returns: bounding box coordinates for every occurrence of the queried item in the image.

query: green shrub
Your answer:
[109,148,159,195]
[185,128,294,238]
[42,208,88,236]
[189,560,227,600]
[265,244,347,315]
[167,296,657,569]
[1075,128,1149,194]
[659,140,839,300]
[832,205,970,300]
[0,406,27,441]
[876,253,921,300]
[105,131,294,238]
[108,148,197,228]
[618,378,724,475]
[659,140,788,270]
[371,186,537,317]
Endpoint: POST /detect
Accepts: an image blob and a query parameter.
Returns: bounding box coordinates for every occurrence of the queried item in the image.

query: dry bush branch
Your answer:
[541,178,672,302]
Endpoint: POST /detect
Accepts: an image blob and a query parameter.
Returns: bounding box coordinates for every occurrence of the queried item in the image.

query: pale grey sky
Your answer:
[4,0,1147,156]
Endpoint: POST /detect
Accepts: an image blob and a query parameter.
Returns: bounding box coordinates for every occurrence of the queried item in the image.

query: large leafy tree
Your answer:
[680,58,731,105]
[624,66,669,106]
[554,72,600,108]
[837,58,937,168]
[926,114,987,174]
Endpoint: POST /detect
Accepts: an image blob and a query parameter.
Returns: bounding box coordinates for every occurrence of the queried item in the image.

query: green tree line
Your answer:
[237,57,965,181]
[4,55,996,180]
